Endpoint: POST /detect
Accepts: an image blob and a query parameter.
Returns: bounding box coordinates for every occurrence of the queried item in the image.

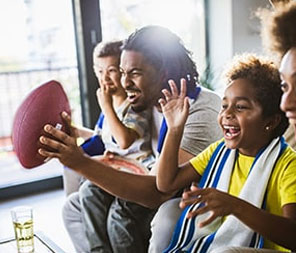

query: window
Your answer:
[0,0,81,191]
[100,0,206,74]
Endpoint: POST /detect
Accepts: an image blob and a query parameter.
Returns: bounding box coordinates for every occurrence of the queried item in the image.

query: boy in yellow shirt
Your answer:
[155,54,296,252]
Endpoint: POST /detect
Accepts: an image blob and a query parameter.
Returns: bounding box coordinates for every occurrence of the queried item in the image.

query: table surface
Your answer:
[0,231,65,253]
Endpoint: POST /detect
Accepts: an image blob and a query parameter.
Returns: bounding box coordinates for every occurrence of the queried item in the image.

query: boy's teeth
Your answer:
[224,125,239,130]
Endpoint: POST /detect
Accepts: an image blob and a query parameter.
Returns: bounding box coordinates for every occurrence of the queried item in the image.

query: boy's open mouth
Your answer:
[223,125,241,138]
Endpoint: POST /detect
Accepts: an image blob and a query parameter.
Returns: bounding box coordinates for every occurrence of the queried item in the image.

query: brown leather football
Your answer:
[12,80,71,168]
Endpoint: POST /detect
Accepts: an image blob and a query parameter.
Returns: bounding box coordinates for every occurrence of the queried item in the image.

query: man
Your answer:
[39,26,222,253]
[70,39,155,253]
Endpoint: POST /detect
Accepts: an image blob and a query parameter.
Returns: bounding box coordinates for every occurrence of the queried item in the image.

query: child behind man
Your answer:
[80,40,154,166]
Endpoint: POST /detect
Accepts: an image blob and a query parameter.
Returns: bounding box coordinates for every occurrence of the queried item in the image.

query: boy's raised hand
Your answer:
[96,84,113,113]
[158,78,190,131]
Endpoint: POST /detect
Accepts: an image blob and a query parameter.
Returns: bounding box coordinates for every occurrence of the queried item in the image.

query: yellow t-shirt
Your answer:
[190,139,296,252]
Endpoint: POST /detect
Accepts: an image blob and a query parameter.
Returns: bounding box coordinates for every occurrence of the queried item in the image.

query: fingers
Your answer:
[38,148,60,159]
[180,186,210,209]
[39,135,67,152]
[180,187,232,227]
[98,84,110,94]
[61,111,71,125]
[184,97,190,111]
[187,205,209,219]
[161,78,188,102]
[158,98,166,108]
[162,88,172,102]
[186,206,217,227]
[179,198,198,209]
[105,84,111,93]
[198,211,217,227]
[179,188,203,209]
[187,207,217,227]
[168,78,187,98]
[99,82,107,90]
[180,78,187,98]
[42,123,75,145]
[60,111,78,138]
[103,150,115,159]
[184,185,203,198]
[180,195,202,208]
[168,79,179,97]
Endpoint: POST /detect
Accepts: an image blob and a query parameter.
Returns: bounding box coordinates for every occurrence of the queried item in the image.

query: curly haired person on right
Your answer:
[159,2,296,253]
[211,2,296,252]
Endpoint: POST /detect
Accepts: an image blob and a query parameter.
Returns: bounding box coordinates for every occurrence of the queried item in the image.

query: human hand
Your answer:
[38,111,86,169]
[103,150,116,159]
[93,150,120,169]
[96,85,113,113]
[158,79,190,132]
[179,185,238,227]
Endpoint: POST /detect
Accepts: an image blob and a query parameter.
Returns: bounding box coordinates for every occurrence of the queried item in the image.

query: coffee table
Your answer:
[0,230,65,253]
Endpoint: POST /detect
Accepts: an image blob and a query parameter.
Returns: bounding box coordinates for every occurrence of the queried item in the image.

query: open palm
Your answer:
[159,79,190,130]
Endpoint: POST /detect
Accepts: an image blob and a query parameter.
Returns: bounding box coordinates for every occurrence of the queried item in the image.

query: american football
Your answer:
[12,80,71,168]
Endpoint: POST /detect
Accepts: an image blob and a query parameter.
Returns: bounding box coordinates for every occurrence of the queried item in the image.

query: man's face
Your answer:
[120,50,164,112]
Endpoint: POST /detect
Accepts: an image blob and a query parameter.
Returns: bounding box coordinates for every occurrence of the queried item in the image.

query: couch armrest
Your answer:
[62,168,82,196]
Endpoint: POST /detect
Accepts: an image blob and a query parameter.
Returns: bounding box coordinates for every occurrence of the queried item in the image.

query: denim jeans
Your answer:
[148,198,183,253]
[63,180,156,253]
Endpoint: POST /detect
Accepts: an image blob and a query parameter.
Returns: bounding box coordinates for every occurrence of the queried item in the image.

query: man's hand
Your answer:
[158,78,190,132]
[38,111,86,169]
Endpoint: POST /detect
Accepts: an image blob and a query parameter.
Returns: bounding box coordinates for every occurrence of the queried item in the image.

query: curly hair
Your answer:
[223,54,289,138]
[258,1,296,62]
[121,26,199,95]
[93,40,123,59]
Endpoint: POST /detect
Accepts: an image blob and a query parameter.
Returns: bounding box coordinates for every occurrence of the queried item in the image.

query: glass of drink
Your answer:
[11,206,34,253]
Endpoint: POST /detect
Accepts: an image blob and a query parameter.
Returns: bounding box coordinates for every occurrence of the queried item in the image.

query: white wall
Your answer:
[207,0,270,94]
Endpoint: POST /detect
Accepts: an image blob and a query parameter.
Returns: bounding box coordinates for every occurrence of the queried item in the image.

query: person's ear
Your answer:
[264,114,282,132]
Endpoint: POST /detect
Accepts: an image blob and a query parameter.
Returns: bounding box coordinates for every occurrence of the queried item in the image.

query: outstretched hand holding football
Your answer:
[38,112,87,169]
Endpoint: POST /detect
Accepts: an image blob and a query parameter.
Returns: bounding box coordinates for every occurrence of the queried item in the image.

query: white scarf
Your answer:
[164,137,286,253]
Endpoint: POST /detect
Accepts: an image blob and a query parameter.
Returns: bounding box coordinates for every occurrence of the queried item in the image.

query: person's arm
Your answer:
[180,185,296,250]
[38,112,172,208]
[156,79,201,193]
[97,86,138,149]
[76,126,95,140]
[178,148,195,164]
[234,201,296,250]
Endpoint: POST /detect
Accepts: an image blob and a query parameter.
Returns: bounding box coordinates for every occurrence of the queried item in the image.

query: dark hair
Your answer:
[122,25,199,94]
[223,54,289,138]
[93,40,123,58]
[258,2,296,62]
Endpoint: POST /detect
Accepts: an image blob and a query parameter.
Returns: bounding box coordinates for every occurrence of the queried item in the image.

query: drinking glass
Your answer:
[11,206,34,253]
